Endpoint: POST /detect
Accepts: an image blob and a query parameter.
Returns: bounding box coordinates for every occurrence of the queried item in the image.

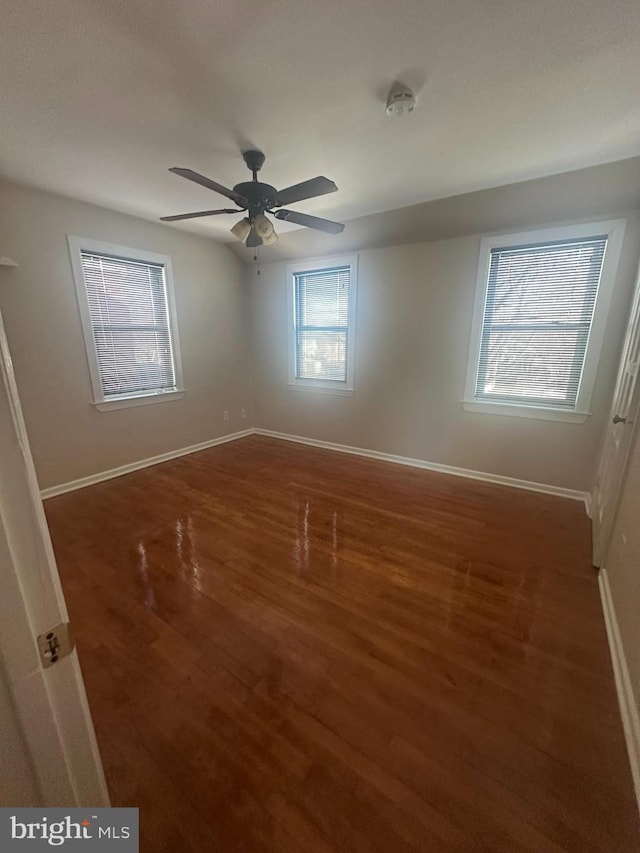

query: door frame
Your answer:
[591,259,640,566]
[0,301,109,807]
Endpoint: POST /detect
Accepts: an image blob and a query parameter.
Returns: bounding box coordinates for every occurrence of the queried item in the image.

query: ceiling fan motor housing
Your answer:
[232,181,279,218]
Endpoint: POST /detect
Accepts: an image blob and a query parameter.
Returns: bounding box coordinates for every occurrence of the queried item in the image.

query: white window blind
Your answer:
[79,252,177,399]
[475,236,608,409]
[294,266,351,382]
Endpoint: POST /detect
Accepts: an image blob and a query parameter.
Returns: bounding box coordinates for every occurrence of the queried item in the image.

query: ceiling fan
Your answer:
[160,150,345,248]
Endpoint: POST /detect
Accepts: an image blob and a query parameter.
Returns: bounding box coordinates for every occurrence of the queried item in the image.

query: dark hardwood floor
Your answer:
[44,435,639,852]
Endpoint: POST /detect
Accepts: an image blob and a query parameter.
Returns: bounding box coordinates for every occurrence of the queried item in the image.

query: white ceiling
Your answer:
[1,0,640,244]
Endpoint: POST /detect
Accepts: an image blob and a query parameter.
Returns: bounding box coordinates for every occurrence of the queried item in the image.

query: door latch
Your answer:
[37,623,74,668]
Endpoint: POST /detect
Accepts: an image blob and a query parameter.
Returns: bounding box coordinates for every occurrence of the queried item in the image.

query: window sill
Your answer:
[93,389,186,412]
[462,400,590,423]
[287,382,354,397]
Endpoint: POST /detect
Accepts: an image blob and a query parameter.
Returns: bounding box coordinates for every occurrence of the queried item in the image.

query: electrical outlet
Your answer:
[223,410,229,421]
[241,408,246,419]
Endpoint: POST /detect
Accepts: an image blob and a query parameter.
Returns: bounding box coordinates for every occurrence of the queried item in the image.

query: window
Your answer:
[287,255,357,394]
[464,220,626,422]
[68,237,184,411]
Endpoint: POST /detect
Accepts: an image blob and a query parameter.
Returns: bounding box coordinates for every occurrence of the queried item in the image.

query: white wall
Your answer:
[0,181,254,490]
[249,215,640,492]
[2,162,640,494]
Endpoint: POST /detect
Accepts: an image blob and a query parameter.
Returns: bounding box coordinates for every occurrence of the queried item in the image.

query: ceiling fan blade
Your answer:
[169,168,247,205]
[273,209,345,234]
[275,176,338,206]
[245,226,263,248]
[160,208,240,222]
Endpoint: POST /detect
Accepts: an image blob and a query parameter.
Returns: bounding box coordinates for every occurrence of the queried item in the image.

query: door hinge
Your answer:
[37,623,74,668]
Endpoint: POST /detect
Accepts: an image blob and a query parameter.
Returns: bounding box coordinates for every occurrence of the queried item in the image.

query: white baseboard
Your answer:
[40,429,254,499]
[254,429,589,503]
[584,491,593,519]
[599,568,640,816]
[42,425,590,505]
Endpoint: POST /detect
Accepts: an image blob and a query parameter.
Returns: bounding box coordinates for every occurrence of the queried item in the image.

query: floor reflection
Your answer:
[136,541,156,611]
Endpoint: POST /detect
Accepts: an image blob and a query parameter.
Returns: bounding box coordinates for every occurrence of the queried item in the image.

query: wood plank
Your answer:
[44,436,640,852]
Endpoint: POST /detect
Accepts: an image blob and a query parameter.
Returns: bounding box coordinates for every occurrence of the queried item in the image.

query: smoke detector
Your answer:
[385,84,416,116]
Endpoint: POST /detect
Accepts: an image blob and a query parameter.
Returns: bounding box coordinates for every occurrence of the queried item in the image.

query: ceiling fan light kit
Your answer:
[253,214,278,244]
[161,149,344,248]
[230,218,251,242]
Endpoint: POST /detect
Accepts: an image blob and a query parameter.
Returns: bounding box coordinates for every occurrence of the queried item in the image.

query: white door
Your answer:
[0,303,109,807]
[592,262,640,566]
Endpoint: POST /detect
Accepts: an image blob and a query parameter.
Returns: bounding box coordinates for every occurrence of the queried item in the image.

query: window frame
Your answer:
[463,219,626,423]
[286,254,358,395]
[68,236,185,412]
